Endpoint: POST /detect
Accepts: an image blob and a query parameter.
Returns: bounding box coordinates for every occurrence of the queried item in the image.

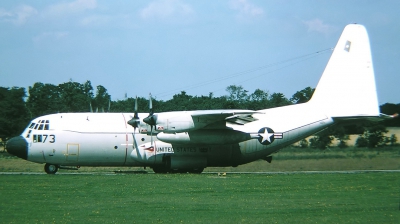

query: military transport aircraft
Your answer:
[6,24,390,174]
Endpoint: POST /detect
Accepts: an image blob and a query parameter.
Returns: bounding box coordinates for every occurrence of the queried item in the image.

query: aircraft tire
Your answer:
[44,163,59,174]
[152,166,169,174]
[189,168,204,174]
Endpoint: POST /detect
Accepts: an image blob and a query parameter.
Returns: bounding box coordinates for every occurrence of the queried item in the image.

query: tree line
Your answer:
[1,80,399,148]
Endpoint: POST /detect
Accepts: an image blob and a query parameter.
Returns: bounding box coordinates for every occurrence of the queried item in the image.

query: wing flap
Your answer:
[226,114,258,125]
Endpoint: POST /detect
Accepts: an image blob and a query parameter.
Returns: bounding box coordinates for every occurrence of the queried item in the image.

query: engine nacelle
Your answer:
[155,112,207,133]
[157,129,251,145]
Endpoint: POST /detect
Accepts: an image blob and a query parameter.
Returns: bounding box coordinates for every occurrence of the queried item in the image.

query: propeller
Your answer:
[143,94,157,146]
[127,97,140,132]
[143,94,157,127]
[126,97,145,160]
[127,94,157,148]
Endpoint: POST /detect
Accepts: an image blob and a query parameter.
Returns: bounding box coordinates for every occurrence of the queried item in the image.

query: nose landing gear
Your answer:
[44,163,59,174]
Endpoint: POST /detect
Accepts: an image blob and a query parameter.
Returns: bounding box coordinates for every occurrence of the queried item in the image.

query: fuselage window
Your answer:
[29,123,35,129]
[44,124,49,130]
[34,124,39,129]
[39,124,44,130]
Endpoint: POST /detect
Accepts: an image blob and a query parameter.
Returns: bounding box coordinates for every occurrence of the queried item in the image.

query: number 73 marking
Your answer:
[33,134,55,143]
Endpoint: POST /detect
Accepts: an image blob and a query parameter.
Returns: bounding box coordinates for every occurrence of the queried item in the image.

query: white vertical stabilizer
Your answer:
[309,24,379,118]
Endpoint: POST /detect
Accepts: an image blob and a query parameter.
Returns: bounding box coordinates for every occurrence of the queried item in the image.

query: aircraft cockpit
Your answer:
[25,120,50,139]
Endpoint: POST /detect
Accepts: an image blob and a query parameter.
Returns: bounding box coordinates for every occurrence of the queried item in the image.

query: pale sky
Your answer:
[1,0,399,104]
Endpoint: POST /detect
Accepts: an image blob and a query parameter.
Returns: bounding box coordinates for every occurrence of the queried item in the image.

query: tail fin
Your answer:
[309,24,380,118]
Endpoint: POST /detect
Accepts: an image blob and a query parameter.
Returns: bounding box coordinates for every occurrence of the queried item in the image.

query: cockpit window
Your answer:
[30,120,50,130]
[25,130,32,138]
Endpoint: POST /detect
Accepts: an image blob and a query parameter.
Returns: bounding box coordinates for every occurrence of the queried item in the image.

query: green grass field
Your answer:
[1,146,399,223]
[1,172,399,223]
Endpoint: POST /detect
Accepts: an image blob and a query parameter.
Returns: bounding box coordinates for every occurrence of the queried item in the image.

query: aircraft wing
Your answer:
[154,110,261,133]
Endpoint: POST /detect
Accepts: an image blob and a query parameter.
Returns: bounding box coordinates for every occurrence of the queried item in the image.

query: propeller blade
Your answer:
[127,96,140,131]
[149,93,153,115]
[131,133,142,158]
[134,97,138,118]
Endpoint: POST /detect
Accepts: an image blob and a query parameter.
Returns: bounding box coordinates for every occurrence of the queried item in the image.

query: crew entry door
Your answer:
[66,144,79,161]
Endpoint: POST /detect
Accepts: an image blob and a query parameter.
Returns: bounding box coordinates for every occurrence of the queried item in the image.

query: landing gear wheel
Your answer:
[190,168,204,174]
[152,166,169,174]
[44,163,59,174]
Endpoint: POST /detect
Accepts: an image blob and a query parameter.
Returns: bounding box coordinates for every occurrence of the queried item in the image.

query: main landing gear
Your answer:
[44,163,79,174]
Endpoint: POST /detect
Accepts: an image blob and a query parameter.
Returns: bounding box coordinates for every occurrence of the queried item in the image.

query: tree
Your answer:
[355,124,389,148]
[249,89,268,102]
[333,126,350,148]
[290,87,315,104]
[297,139,309,148]
[110,97,148,113]
[268,92,291,108]
[226,85,248,106]
[58,80,94,112]
[93,85,111,112]
[27,82,61,117]
[308,125,351,149]
[309,133,334,149]
[389,134,397,146]
[248,89,269,110]
[0,87,30,139]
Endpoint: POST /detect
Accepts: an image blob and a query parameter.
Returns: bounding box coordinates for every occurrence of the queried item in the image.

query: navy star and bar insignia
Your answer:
[257,127,283,145]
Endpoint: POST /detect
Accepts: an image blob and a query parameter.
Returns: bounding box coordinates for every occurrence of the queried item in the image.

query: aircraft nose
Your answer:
[6,136,28,160]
